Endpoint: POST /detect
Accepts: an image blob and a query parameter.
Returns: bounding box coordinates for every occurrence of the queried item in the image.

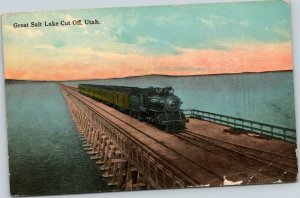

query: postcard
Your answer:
[2,0,297,196]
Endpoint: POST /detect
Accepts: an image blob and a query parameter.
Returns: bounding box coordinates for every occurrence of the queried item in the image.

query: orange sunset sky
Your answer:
[2,0,293,81]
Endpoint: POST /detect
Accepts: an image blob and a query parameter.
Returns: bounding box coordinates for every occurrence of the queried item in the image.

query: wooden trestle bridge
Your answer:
[61,84,298,191]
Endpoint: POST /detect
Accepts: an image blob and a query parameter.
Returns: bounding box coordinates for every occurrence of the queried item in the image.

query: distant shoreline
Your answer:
[5,70,293,83]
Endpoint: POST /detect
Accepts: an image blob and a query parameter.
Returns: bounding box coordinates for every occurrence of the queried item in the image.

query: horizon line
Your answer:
[5,70,293,82]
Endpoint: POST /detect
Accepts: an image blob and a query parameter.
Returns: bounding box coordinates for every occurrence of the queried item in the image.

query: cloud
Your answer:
[199,18,214,27]
[92,14,124,41]
[65,14,77,22]
[54,26,68,32]
[127,17,139,26]
[210,15,234,25]
[4,41,292,81]
[35,44,55,50]
[25,29,43,37]
[240,21,249,27]
[282,0,289,4]
[265,25,290,39]
[145,15,178,26]
[3,25,15,32]
[137,35,158,44]
[4,25,43,37]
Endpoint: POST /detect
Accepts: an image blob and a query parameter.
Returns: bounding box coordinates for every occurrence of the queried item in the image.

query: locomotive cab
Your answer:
[153,87,174,95]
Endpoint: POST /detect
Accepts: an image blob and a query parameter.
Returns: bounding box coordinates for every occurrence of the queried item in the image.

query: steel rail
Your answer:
[62,85,221,186]
[174,131,297,181]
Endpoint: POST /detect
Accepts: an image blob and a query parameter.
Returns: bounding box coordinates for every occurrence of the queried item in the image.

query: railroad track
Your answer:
[62,85,223,186]
[173,130,297,182]
[185,130,297,167]
[62,85,296,184]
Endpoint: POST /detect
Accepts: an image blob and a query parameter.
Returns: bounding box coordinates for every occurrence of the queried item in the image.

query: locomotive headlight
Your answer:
[164,95,180,112]
[168,100,177,108]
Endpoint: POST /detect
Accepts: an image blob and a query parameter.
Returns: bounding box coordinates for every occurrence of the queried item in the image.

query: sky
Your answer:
[2,0,293,81]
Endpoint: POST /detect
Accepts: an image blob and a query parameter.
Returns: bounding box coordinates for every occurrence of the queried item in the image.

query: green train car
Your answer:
[78,84,186,132]
[78,84,130,111]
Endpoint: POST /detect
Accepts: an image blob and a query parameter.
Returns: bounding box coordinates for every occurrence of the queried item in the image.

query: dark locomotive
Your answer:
[78,84,187,132]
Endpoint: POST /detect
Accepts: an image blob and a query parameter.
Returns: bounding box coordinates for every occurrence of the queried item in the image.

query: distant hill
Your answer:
[5,70,293,83]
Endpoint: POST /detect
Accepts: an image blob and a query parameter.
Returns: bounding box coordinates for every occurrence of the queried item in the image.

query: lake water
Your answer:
[6,82,113,196]
[5,71,296,195]
[67,71,296,129]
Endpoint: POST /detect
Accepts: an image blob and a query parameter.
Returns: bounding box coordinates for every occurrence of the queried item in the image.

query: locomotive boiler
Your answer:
[78,84,186,132]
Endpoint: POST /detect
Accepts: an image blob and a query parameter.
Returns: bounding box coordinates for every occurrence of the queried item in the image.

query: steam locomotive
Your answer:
[78,84,187,132]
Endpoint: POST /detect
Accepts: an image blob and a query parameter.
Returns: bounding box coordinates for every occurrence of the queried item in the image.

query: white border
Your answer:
[1,1,299,198]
